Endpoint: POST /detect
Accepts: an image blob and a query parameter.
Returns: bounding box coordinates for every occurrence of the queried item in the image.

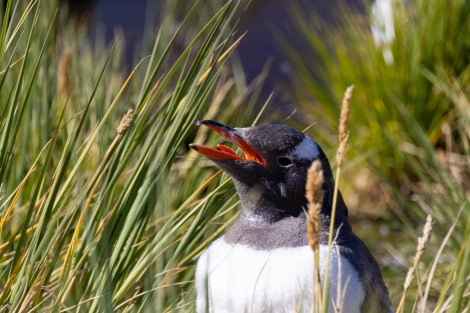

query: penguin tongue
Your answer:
[189,143,246,161]
[189,120,266,166]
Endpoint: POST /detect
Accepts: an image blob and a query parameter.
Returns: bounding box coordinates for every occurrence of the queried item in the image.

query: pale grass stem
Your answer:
[306,160,325,313]
[396,215,434,313]
[321,85,353,313]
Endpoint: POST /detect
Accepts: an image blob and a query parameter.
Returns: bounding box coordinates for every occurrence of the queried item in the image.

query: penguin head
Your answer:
[190,120,344,222]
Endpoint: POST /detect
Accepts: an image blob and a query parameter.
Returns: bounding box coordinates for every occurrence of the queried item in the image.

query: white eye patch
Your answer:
[288,136,319,160]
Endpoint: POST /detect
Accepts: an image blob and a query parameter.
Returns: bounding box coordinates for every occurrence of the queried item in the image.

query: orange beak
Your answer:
[190,120,266,167]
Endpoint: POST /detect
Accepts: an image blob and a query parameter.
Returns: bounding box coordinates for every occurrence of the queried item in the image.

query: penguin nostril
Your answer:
[277,157,293,167]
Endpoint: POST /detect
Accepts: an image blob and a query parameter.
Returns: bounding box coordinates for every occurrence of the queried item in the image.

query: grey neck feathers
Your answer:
[225,178,352,250]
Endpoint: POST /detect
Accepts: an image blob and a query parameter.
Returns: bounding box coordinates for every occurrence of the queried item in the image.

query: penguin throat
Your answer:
[234,181,305,223]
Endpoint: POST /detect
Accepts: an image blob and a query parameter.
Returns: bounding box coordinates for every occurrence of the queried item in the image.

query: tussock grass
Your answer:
[2,0,470,312]
[285,0,470,312]
[0,0,263,311]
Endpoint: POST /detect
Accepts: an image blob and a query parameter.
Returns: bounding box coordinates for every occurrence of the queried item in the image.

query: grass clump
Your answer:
[285,0,470,311]
[0,0,261,311]
[285,0,470,182]
[2,0,469,312]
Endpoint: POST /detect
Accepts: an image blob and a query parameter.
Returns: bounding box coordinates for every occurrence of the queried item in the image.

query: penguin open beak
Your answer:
[190,120,267,167]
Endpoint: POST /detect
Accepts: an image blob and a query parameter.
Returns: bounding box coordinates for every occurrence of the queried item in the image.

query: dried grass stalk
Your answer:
[306,159,324,312]
[322,85,354,313]
[396,215,434,313]
[336,85,353,167]
[306,160,324,251]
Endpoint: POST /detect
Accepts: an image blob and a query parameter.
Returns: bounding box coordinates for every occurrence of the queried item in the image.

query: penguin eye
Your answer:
[277,157,293,167]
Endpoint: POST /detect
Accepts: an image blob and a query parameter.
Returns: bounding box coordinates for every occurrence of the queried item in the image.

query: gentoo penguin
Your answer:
[189,120,394,313]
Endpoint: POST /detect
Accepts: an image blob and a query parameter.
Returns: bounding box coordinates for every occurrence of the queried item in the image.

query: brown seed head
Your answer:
[336,85,353,167]
[117,109,134,135]
[306,160,324,251]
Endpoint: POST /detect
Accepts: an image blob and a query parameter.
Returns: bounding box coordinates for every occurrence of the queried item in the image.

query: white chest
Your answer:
[196,238,365,313]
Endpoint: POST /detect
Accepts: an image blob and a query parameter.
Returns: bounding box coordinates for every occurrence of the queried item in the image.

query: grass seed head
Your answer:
[117,109,134,135]
[336,85,353,167]
[306,160,324,251]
